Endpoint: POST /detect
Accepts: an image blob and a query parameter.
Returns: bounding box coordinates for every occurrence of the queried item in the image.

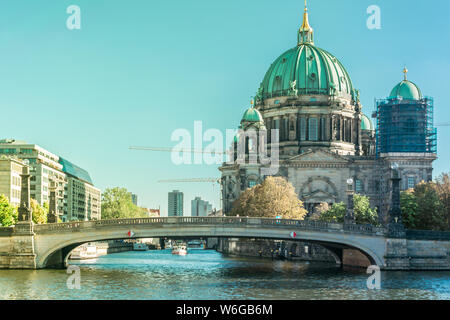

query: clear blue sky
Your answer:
[1,0,449,216]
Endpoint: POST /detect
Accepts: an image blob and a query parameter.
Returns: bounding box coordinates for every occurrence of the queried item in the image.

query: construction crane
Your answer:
[158,178,220,184]
[129,146,228,155]
[157,178,221,192]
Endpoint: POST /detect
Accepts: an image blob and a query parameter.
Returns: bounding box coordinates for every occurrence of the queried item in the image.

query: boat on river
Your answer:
[133,242,149,251]
[172,243,188,255]
[70,244,99,260]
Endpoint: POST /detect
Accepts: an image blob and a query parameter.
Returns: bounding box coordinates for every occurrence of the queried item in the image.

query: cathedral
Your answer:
[219,5,437,222]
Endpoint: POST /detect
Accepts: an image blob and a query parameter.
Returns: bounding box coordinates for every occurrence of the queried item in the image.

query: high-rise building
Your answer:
[191,197,213,217]
[168,190,183,217]
[131,193,138,206]
[0,139,101,221]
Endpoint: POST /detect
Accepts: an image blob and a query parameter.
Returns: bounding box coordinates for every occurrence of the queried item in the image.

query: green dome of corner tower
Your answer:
[361,113,374,131]
[257,5,355,102]
[241,105,263,124]
[389,68,422,100]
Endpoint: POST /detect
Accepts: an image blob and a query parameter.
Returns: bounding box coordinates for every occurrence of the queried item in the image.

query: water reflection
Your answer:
[0,250,448,300]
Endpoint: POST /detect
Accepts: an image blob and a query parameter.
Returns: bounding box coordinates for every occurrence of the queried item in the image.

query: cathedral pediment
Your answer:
[302,189,337,201]
[286,150,350,163]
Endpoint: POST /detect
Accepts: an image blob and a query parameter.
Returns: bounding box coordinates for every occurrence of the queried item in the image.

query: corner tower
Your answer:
[376,68,437,156]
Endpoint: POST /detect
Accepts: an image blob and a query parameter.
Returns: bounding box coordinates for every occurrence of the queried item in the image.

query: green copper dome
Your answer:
[361,113,374,131]
[389,80,422,100]
[241,107,263,123]
[256,5,355,102]
[259,44,354,100]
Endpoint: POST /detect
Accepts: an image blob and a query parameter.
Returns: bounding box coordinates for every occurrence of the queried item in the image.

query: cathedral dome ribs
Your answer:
[253,3,363,157]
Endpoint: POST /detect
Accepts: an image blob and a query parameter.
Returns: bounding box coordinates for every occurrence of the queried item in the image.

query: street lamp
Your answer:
[345,178,355,224]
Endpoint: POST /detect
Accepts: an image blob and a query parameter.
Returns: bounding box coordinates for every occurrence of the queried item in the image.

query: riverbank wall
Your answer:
[217,238,337,263]
[96,241,134,256]
[216,233,450,270]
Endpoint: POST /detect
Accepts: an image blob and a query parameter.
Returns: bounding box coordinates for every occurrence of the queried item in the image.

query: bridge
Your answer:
[1,217,449,270]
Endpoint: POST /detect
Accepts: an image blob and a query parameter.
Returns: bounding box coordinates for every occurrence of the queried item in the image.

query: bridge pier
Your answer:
[1,222,37,269]
[384,238,410,270]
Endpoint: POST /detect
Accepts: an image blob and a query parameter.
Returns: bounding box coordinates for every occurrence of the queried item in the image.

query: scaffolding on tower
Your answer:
[374,96,437,157]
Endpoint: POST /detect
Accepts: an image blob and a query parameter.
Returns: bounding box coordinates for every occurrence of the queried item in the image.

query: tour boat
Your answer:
[133,242,149,251]
[69,244,99,260]
[172,244,188,255]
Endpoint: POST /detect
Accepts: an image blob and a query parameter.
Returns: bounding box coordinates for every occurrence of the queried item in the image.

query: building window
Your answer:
[407,177,415,189]
[309,118,318,141]
[320,118,326,141]
[248,181,257,188]
[355,179,363,193]
[300,118,306,141]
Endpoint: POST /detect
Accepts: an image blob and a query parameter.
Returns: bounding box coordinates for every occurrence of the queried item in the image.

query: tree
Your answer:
[435,173,450,229]
[230,176,307,219]
[318,195,378,225]
[401,190,418,229]
[410,182,446,231]
[0,194,17,227]
[353,194,378,225]
[101,187,147,220]
[31,199,48,224]
[318,202,346,223]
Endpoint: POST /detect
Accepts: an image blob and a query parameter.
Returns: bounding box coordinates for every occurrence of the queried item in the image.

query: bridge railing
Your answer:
[33,216,386,236]
[0,227,13,237]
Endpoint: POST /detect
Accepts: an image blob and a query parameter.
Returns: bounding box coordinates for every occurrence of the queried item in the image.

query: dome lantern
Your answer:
[298,0,314,45]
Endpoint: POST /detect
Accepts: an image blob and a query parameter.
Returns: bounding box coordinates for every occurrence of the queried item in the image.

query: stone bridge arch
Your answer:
[33,218,387,269]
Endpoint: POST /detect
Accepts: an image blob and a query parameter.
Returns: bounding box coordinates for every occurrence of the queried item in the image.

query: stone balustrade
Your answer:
[31,217,387,237]
[0,227,13,237]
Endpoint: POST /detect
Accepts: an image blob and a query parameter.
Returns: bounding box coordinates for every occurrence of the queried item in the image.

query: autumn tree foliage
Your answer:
[230,176,307,219]
[30,199,48,225]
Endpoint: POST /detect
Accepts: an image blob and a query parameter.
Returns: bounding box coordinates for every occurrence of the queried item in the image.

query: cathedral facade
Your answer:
[219,5,437,222]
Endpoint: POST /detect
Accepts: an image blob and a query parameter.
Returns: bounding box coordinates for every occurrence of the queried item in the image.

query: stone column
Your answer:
[47,180,58,223]
[330,115,336,141]
[355,109,363,156]
[11,165,36,269]
[18,166,32,223]
[344,179,355,224]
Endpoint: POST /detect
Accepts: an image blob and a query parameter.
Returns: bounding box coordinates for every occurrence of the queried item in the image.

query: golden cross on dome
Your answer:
[403,67,408,80]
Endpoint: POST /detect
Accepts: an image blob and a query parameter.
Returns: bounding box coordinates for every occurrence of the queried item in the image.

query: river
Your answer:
[0,249,449,300]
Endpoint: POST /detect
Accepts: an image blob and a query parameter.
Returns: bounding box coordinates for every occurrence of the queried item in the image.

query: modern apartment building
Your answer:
[191,197,213,217]
[0,139,101,221]
[0,157,26,207]
[168,190,183,217]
